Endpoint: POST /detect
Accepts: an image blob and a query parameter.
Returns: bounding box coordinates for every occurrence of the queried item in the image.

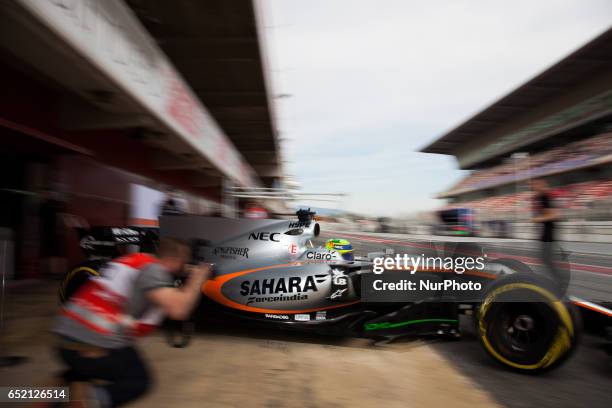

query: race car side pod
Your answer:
[570,296,612,336]
[570,297,612,318]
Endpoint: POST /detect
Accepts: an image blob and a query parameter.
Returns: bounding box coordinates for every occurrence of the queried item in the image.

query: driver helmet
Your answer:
[325,238,354,261]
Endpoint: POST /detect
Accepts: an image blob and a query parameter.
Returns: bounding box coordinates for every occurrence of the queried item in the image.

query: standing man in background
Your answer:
[160,191,187,216]
[531,178,565,290]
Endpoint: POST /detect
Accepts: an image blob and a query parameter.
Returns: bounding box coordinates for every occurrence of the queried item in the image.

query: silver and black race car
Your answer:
[158,209,584,373]
[60,209,610,373]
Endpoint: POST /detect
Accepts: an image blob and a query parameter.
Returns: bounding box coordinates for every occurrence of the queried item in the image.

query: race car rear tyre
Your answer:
[58,261,104,303]
[477,275,579,373]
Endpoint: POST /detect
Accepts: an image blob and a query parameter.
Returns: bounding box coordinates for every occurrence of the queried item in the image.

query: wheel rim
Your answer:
[479,282,575,370]
[501,307,547,353]
[487,302,558,366]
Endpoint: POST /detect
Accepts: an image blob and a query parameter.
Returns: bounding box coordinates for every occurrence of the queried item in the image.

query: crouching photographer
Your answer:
[52,237,212,407]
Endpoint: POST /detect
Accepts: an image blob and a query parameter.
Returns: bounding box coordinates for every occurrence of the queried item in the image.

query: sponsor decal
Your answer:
[240,275,327,296]
[240,274,327,306]
[315,311,327,321]
[364,318,458,331]
[330,289,347,299]
[265,314,289,320]
[115,237,140,243]
[288,243,299,255]
[329,269,349,301]
[111,228,139,236]
[213,246,249,259]
[249,232,280,242]
[332,269,348,286]
[294,314,311,322]
[306,251,334,261]
[246,293,307,306]
[80,236,116,250]
[288,221,307,228]
[203,263,360,314]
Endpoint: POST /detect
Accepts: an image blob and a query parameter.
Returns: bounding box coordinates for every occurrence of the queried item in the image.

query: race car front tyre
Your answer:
[58,261,103,303]
[477,275,579,373]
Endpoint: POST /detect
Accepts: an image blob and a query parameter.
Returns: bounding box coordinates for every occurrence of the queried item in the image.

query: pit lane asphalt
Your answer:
[320,231,612,408]
[1,284,499,408]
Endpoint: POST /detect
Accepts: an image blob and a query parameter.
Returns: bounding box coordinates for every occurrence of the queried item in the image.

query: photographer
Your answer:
[53,238,211,407]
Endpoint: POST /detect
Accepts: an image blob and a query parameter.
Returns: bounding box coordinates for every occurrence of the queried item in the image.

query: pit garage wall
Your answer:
[481,221,612,243]
[4,0,258,188]
[56,156,133,226]
[0,58,124,275]
[1,140,216,279]
[130,184,166,227]
[0,61,210,278]
[4,156,141,279]
[19,79,227,205]
[41,156,219,273]
[0,77,176,279]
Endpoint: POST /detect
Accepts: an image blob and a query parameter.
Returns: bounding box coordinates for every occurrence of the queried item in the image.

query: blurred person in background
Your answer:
[160,197,183,216]
[531,178,564,287]
[52,238,212,407]
[39,188,66,277]
[159,191,187,216]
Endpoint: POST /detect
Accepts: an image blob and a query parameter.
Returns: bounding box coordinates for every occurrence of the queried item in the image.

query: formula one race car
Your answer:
[159,209,582,373]
[60,210,584,373]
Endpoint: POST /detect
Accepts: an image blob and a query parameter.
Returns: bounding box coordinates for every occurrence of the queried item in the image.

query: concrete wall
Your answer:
[496,221,612,243]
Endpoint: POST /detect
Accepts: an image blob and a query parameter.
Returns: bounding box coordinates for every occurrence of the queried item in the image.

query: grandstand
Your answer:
[422,27,612,239]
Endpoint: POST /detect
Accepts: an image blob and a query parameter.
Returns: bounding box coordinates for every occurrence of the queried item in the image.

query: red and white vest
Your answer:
[62,253,166,337]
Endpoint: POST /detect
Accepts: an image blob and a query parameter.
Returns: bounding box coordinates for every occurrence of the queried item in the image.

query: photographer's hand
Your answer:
[186,263,212,286]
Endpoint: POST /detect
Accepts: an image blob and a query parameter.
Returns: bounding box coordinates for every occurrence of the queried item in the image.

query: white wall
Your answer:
[129,184,165,226]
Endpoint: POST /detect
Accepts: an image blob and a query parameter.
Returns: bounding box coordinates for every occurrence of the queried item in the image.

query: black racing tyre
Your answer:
[58,261,104,303]
[477,274,580,373]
